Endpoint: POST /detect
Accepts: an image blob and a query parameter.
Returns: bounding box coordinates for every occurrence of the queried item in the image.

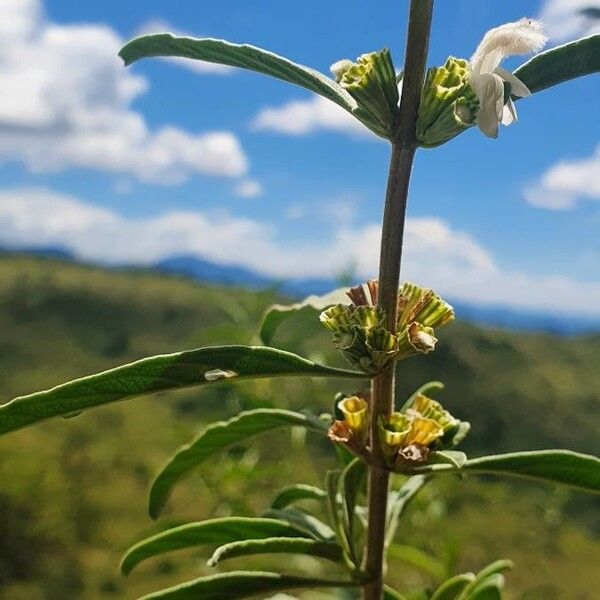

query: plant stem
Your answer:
[363,1,434,598]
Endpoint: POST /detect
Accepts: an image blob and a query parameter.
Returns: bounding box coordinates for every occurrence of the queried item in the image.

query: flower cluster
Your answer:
[328,387,469,468]
[320,280,454,374]
[379,393,460,467]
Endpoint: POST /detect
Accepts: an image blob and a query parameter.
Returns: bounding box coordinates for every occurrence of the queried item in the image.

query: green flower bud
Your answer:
[320,304,397,374]
[379,412,442,465]
[408,393,459,432]
[394,322,438,360]
[331,49,399,139]
[397,282,454,329]
[416,57,479,148]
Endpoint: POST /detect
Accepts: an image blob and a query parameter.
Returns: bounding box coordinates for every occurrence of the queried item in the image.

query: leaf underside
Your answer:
[119,35,359,117]
[415,449,600,494]
[207,536,344,567]
[515,34,600,94]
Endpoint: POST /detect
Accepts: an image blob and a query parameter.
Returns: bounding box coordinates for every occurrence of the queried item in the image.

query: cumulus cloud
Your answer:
[234,179,263,198]
[2,187,600,316]
[135,20,234,74]
[0,0,248,183]
[252,96,372,137]
[538,0,600,42]
[524,145,600,209]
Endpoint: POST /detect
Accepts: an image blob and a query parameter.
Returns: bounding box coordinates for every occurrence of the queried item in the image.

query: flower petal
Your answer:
[473,73,503,138]
[501,98,517,126]
[470,18,548,75]
[494,66,531,97]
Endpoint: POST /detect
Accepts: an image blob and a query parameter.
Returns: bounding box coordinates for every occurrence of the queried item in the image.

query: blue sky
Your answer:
[0,0,599,316]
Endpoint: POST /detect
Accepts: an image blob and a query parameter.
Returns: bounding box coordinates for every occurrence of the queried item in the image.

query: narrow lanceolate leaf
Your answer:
[259,288,347,345]
[121,517,309,576]
[383,586,409,600]
[137,571,355,600]
[207,536,344,567]
[339,458,366,566]
[457,560,512,600]
[514,34,600,94]
[387,544,447,581]
[149,408,328,519]
[271,484,328,510]
[263,508,335,541]
[468,575,504,600]
[119,35,358,117]
[385,476,427,550]
[413,450,600,494]
[430,574,476,600]
[0,345,363,436]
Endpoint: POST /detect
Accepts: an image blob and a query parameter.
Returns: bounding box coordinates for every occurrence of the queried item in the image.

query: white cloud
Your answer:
[234,179,263,198]
[135,20,234,75]
[0,0,248,183]
[538,0,600,42]
[2,187,600,317]
[524,145,600,209]
[252,96,372,137]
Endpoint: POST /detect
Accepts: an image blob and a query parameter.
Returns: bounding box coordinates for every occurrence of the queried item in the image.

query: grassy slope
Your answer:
[0,256,598,600]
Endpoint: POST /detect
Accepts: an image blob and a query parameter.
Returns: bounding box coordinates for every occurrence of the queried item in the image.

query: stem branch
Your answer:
[363,2,434,598]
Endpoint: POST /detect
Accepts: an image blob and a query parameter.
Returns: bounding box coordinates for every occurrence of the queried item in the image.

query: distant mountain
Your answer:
[2,247,598,335]
[154,254,600,335]
[0,245,74,261]
[155,256,274,288]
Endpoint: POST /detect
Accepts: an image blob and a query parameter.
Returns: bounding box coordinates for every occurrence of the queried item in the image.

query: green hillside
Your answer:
[0,255,598,599]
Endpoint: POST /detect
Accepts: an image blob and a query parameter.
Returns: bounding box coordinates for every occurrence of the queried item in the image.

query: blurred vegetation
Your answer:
[0,255,598,599]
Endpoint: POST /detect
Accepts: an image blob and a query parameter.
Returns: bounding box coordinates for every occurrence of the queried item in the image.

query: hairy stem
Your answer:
[363,1,434,598]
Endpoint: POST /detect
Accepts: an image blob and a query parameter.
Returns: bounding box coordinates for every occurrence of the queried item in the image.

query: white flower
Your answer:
[469,18,548,138]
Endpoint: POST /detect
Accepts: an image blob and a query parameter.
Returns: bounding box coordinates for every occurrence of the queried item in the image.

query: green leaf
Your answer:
[514,34,600,94]
[428,451,468,469]
[384,586,409,600]
[339,458,366,566]
[387,544,447,581]
[259,289,347,345]
[413,450,600,493]
[137,571,355,600]
[271,484,328,510]
[119,35,365,125]
[430,574,476,600]
[0,345,363,436]
[149,408,329,518]
[457,560,512,600]
[400,381,445,411]
[385,476,427,550]
[120,517,309,576]
[207,536,344,567]
[262,508,335,540]
[467,576,504,600]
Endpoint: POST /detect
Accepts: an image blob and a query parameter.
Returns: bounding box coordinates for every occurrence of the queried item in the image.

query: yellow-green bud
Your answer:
[332,49,399,139]
[337,395,369,437]
[416,57,479,148]
[409,393,459,432]
[397,282,454,329]
[403,416,444,446]
[320,304,397,374]
[379,413,411,459]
